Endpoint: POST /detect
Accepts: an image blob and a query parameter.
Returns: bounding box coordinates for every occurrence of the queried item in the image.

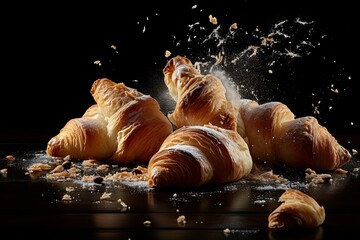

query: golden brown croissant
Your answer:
[147,124,253,188]
[268,188,326,230]
[238,99,352,170]
[46,78,173,164]
[163,55,351,171]
[163,55,239,132]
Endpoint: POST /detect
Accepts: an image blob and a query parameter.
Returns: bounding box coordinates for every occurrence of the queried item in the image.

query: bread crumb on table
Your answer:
[177,215,186,226]
[223,228,232,236]
[100,192,112,200]
[62,194,72,201]
[143,220,151,227]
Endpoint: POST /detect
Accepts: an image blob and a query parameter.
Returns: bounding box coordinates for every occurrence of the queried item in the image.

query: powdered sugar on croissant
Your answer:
[163,55,239,132]
[46,78,173,164]
[163,55,351,171]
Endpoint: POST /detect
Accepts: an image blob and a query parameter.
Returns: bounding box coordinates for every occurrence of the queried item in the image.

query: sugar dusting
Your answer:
[128,4,356,135]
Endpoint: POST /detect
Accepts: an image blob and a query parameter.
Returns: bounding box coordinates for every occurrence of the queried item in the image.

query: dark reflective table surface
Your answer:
[1,140,360,240]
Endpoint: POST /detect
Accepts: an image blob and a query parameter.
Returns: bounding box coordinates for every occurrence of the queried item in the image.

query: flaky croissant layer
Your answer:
[163,55,238,132]
[238,100,352,170]
[163,55,352,171]
[47,78,173,163]
[147,124,253,188]
[268,188,326,230]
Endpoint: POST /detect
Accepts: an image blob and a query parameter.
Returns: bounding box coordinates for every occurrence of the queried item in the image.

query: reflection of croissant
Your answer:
[147,124,253,188]
[163,55,238,132]
[238,100,352,170]
[268,188,325,230]
[46,78,173,163]
[163,55,352,171]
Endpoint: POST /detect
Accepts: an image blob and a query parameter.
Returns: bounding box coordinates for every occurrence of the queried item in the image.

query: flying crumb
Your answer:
[352,149,358,155]
[94,60,102,66]
[230,23,237,30]
[165,50,172,58]
[330,88,339,93]
[6,155,15,161]
[215,53,223,64]
[260,37,274,46]
[209,15,217,24]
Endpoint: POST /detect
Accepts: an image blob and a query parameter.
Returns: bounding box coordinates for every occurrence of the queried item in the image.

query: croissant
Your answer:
[46,78,173,163]
[238,99,352,170]
[147,124,253,188]
[163,55,239,133]
[268,188,325,230]
[163,55,352,171]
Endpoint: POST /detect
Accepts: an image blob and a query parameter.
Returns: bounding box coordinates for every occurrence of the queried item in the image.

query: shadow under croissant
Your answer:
[268,226,323,240]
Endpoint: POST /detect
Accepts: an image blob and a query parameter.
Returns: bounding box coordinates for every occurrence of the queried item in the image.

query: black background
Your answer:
[1,0,358,145]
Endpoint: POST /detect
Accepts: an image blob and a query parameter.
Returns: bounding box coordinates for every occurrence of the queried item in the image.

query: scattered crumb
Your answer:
[335,168,348,175]
[117,198,128,209]
[50,165,64,173]
[260,37,274,46]
[209,15,217,24]
[94,60,102,66]
[352,149,358,155]
[62,194,72,201]
[165,50,171,58]
[1,168,8,174]
[231,58,238,64]
[223,228,232,236]
[28,163,52,172]
[230,23,237,30]
[66,186,75,192]
[97,164,109,172]
[6,155,15,161]
[177,215,186,226]
[305,168,332,185]
[215,53,223,64]
[45,167,80,180]
[82,159,100,167]
[247,168,288,183]
[105,165,148,182]
[100,192,112,200]
[81,175,94,182]
[143,220,151,227]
